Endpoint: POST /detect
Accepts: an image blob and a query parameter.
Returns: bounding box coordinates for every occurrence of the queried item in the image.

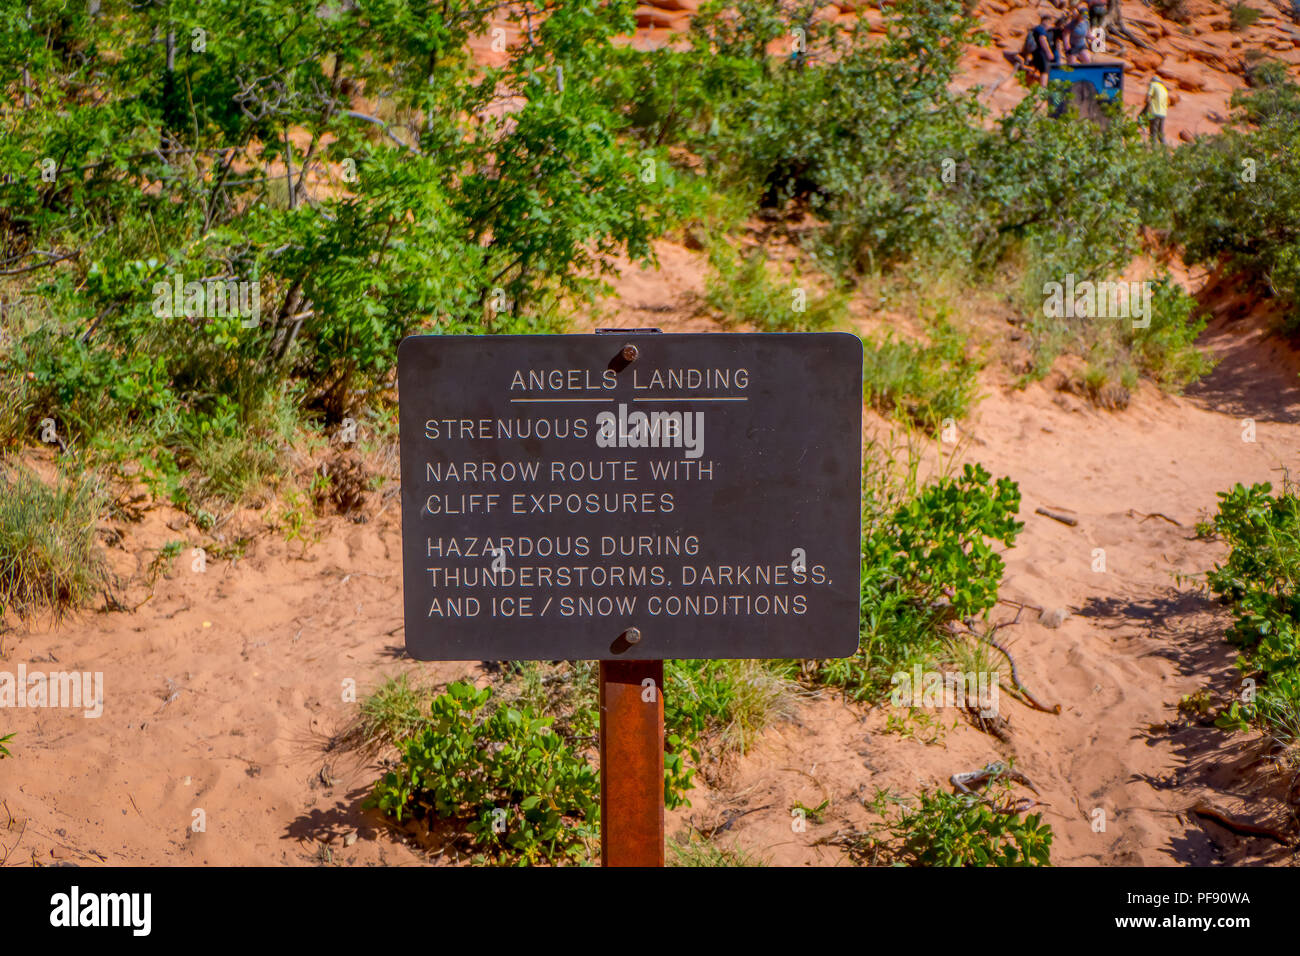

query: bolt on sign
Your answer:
[397,333,863,661]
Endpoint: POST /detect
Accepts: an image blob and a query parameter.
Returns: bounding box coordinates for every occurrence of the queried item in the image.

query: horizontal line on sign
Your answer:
[509,398,614,403]
[632,397,748,402]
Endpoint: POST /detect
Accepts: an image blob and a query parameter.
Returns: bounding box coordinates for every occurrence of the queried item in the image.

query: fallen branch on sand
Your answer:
[952,761,1041,796]
[691,804,773,839]
[1035,507,1078,527]
[1191,802,1294,846]
[951,762,1043,814]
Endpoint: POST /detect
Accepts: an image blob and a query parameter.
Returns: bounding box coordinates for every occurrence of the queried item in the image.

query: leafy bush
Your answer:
[1,0,670,510]
[857,782,1052,866]
[491,659,692,810]
[1170,79,1300,328]
[367,681,599,865]
[0,462,107,620]
[366,656,801,860]
[806,460,1023,700]
[1205,480,1300,754]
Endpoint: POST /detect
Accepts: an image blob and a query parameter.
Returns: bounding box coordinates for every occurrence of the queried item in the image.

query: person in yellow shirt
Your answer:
[1141,76,1169,145]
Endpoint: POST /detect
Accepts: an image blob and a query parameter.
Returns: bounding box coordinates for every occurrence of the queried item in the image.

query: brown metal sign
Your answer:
[397,332,863,661]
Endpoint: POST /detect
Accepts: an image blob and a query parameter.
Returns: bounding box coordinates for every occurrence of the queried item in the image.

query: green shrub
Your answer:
[704,241,847,332]
[1205,480,1300,759]
[1170,79,1300,328]
[367,681,600,865]
[1229,3,1262,31]
[861,321,979,432]
[1122,278,1215,389]
[806,460,1023,700]
[492,657,798,808]
[1,0,670,507]
[0,462,107,620]
[858,782,1052,866]
[365,656,803,861]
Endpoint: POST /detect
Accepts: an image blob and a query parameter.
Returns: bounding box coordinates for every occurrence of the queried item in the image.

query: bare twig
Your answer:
[960,619,1062,715]
[1126,509,1182,527]
[346,111,425,156]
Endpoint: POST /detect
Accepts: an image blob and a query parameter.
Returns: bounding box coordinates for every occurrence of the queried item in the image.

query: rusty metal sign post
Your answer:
[397,331,862,867]
[599,658,664,867]
[598,339,664,869]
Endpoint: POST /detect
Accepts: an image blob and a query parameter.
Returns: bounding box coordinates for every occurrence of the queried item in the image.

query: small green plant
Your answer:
[0,732,14,758]
[336,674,434,755]
[1228,2,1262,31]
[276,484,323,554]
[1179,688,1216,718]
[883,708,948,744]
[1214,699,1254,733]
[145,540,186,586]
[0,462,107,620]
[856,782,1052,866]
[861,322,979,432]
[704,241,847,332]
[664,735,696,811]
[668,833,769,867]
[792,798,830,824]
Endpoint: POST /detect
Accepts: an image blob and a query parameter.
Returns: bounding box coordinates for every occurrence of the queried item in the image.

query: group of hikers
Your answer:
[1022,3,1108,85]
[1015,3,1170,145]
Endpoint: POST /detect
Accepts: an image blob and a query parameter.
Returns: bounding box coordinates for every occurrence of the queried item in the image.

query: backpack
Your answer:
[1021,30,1038,59]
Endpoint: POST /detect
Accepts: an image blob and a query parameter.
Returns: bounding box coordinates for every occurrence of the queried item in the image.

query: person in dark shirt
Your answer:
[1052,14,1068,57]
[1030,13,1057,88]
